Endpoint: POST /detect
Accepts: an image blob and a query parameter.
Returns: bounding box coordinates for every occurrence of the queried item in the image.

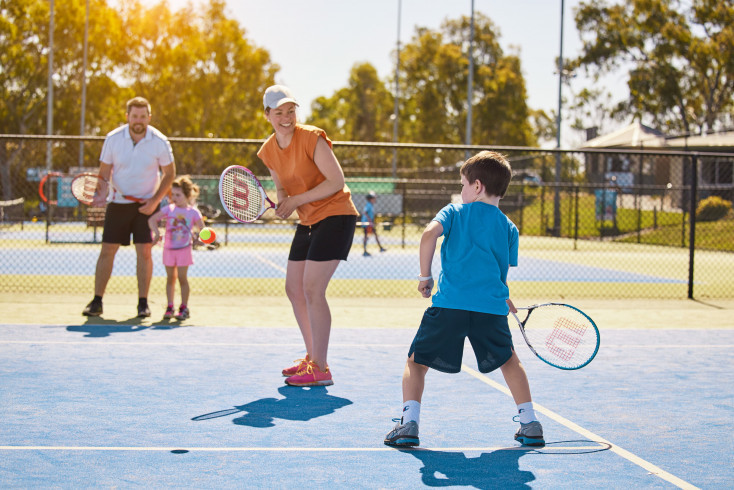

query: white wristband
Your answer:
[417,274,433,281]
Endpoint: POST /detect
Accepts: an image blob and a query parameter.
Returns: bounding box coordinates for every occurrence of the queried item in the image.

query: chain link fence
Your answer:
[1,135,733,300]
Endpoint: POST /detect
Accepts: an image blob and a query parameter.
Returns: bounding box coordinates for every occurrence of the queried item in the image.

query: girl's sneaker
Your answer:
[163,306,175,319]
[282,355,309,377]
[284,361,333,386]
[175,306,190,320]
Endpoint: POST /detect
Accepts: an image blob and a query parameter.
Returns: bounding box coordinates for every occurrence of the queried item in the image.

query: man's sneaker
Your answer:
[282,355,309,377]
[285,361,333,386]
[380,247,387,252]
[514,420,545,446]
[82,300,103,317]
[363,251,371,257]
[163,306,175,319]
[175,306,189,320]
[384,419,419,447]
[137,304,151,318]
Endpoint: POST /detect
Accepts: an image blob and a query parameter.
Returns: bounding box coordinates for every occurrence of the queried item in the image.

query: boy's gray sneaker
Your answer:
[384,419,419,447]
[514,420,545,446]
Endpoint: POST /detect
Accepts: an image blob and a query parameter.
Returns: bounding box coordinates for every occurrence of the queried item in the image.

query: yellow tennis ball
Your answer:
[199,227,216,244]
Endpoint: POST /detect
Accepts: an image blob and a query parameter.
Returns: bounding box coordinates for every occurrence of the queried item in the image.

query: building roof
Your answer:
[666,131,734,150]
[580,122,667,149]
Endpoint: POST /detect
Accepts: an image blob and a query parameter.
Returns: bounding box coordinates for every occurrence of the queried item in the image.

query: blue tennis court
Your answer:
[1,245,684,284]
[1,322,731,487]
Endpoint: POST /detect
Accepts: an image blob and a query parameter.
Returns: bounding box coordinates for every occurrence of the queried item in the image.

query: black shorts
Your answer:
[408,307,514,374]
[102,202,153,246]
[288,215,357,262]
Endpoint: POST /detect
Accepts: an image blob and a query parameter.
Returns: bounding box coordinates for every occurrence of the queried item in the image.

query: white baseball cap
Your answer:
[263,85,298,110]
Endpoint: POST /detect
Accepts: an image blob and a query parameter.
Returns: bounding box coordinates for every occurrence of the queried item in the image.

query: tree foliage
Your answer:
[398,14,537,147]
[568,0,734,135]
[307,63,394,142]
[0,0,279,181]
[306,13,539,153]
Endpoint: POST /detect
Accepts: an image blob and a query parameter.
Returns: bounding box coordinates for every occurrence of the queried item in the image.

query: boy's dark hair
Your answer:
[126,96,151,115]
[460,151,512,198]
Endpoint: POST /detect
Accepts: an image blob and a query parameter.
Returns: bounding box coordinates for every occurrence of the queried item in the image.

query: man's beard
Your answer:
[131,123,146,134]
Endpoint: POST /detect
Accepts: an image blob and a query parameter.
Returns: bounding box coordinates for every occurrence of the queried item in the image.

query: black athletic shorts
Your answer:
[102,202,153,246]
[288,215,357,262]
[408,306,514,374]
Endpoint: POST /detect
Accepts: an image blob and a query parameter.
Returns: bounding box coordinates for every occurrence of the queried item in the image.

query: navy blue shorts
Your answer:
[409,306,514,373]
[102,202,153,246]
[288,215,357,262]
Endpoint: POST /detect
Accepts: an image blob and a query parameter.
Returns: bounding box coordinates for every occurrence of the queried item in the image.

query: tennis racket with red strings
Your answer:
[218,165,276,223]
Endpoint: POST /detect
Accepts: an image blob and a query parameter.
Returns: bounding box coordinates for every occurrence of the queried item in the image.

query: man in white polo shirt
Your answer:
[82,97,176,318]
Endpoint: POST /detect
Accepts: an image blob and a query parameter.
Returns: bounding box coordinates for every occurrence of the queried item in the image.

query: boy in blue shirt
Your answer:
[384,151,544,447]
[361,191,386,256]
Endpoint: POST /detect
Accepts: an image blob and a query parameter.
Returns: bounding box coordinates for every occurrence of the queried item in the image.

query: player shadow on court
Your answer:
[191,386,353,428]
[399,448,534,489]
[66,317,183,337]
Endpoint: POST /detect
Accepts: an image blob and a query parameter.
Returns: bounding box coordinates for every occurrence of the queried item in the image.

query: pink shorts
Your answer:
[163,246,193,267]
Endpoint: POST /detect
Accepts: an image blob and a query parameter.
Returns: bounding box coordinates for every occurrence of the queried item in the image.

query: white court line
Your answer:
[1,340,731,349]
[461,364,699,490]
[252,251,287,274]
[0,445,600,452]
[0,341,406,348]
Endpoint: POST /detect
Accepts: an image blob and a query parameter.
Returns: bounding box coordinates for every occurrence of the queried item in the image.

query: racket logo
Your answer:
[544,317,587,361]
[231,176,250,211]
[83,180,96,198]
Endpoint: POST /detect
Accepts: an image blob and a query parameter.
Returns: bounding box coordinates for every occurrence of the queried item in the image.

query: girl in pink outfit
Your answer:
[148,175,205,320]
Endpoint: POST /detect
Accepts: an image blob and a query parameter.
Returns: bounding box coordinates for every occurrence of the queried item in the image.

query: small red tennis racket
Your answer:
[70,173,145,206]
[218,165,276,223]
[38,171,64,206]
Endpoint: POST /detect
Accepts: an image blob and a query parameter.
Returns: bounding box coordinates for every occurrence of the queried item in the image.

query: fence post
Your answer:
[518,184,524,235]
[401,181,407,249]
[573,185,579,250]
[688,154,698,299]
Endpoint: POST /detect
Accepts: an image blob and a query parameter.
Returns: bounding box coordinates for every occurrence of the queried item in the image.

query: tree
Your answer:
[120,0,276,139]
[307,62,394,142]
[397,14,538,148]
[568,0,734,135]
[0,0,127,199]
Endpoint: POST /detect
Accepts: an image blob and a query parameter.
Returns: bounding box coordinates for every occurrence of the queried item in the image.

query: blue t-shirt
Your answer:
[431,202,518,315]
[362,201,375,224]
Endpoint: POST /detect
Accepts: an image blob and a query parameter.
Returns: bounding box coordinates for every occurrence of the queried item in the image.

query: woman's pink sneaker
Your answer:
[282,355,309,377]
[285,361,333,386]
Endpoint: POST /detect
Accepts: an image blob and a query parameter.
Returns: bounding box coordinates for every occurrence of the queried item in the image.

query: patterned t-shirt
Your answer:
[161,204,203,250]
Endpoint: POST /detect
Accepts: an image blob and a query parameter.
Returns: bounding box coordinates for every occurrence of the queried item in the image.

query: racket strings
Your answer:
[222,170,261,221]
[71,175,104,204]
[544,317,587,361]
[522,305,598,369]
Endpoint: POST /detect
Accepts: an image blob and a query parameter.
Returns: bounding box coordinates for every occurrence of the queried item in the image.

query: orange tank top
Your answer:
[257,124,358,225]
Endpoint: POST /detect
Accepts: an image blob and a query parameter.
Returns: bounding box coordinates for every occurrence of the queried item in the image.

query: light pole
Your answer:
[392,0,401,179]
[552,0,565,236]
[465,0,475,160]
[79,0,89,168]
[46,0,55,173]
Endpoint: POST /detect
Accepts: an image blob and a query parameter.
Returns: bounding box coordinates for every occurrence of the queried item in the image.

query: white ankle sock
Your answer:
[517,402,537,424]
[402,400,421,425]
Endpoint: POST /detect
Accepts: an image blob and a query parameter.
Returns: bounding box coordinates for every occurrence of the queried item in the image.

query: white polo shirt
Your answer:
[99,124,174,203]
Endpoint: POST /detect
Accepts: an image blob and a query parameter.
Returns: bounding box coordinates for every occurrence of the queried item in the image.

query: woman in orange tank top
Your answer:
[257,85,359,387]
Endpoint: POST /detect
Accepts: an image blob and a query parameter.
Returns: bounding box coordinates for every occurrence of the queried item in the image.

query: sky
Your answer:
[168,0,630,147]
